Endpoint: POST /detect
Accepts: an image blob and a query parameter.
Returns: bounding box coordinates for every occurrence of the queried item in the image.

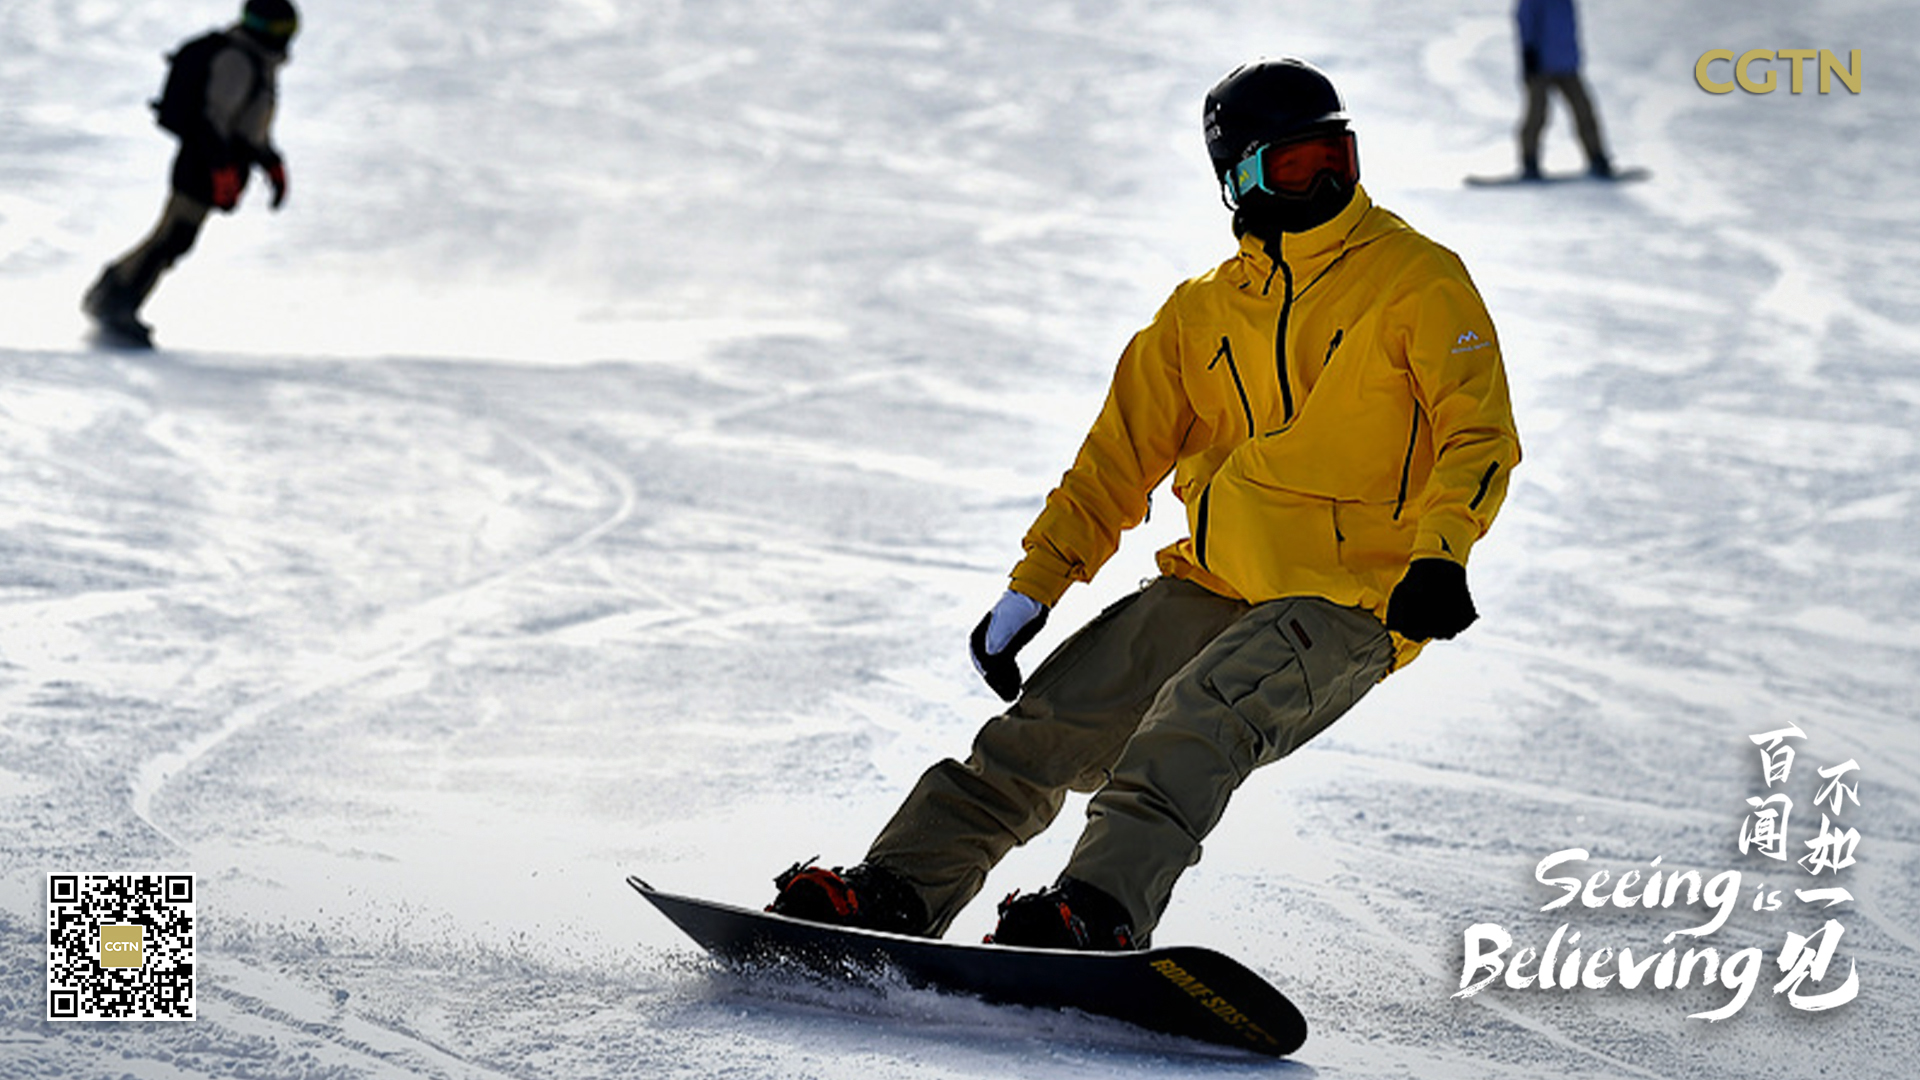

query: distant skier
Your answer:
[768,59,1521,950]
[82,0,300,347]
[1515,0,1612,179]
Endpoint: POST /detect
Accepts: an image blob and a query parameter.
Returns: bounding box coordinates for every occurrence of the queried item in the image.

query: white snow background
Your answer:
[3,1,1918,1077]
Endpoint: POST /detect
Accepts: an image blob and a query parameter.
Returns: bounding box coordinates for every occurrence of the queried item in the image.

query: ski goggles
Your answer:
[242,14,300,42]
[1225,131,1358,203]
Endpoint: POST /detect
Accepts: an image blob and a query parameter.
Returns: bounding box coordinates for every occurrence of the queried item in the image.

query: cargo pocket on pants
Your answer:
[1199,620,1311,775]
[1200,599,1383,771]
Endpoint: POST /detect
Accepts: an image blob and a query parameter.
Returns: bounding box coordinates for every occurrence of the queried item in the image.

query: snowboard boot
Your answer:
[768,860,928,936]
[82,268,155,348]
[986,877,1141,951]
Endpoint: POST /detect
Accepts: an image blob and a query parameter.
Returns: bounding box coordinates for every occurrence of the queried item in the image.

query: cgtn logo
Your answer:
[1695,49,1861,94]
[99,924,144,969]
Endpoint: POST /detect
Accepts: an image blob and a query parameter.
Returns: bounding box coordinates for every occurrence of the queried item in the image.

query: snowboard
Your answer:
[628,876,1307,1057]
[1465,165,1650,188]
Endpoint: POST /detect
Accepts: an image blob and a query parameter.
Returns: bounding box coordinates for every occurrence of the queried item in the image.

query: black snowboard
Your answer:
[629,876,1307,1057]
[1465,165,1650,188]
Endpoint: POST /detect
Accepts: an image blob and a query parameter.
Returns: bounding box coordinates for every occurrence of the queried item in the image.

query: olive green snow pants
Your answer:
[866,576,1396,940]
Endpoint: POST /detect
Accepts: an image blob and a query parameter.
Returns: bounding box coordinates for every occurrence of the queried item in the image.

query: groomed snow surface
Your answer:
[3,1,1916,1077]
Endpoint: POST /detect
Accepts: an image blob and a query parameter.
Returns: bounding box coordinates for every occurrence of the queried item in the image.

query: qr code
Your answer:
[46,873,196,1021]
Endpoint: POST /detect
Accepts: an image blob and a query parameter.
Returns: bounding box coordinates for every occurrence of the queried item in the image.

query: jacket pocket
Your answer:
[1333,500,1416,577]
[1192,464,1342,603]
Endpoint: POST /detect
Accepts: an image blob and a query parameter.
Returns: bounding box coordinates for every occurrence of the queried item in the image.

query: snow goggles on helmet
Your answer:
[242,13,299,43]
[1225,131,1358,205]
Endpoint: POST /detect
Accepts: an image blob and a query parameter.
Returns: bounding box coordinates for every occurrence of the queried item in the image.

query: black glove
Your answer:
[1385,559,1478,642]
[1522,46,1542,78]
[969,590,1049,702]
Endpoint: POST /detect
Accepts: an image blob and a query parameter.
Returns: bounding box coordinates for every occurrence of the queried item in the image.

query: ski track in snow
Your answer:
[4,2,1919,1079]
[128,365,645,848]
[126,348,992,849]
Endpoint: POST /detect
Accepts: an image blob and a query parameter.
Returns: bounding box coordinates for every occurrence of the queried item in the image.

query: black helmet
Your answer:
[1204,58,1348,178]
[1203,59,1358,237]
[240,0,299,48]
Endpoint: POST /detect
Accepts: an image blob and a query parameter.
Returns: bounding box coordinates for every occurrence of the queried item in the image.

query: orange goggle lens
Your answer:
[1229,132,1357,199]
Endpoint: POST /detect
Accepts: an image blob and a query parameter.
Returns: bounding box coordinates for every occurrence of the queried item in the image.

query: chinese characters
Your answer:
[1738,723,1860,1011]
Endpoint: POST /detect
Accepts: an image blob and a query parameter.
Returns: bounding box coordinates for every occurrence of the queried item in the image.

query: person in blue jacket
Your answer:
[1515,0,1612,179]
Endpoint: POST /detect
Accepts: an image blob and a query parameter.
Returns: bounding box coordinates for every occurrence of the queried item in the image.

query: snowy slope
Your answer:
[2,1,1917,1077]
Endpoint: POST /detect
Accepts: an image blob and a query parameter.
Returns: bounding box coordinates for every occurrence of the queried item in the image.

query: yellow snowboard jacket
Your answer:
[1008,186,1520,669]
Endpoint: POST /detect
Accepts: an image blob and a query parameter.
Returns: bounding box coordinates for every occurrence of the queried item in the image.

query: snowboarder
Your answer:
[82,0,300,347]
[768,58,1521,951]
[1514,0,1612,179]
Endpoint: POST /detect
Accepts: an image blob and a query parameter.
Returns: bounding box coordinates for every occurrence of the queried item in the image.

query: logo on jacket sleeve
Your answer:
[1452,330,1492,355]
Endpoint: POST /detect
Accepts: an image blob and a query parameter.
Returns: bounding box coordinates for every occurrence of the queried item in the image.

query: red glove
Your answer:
[210,164,245,210]
[267,161,288,210]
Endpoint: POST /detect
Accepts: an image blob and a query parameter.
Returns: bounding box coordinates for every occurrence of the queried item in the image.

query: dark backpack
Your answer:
[150,30,262,139]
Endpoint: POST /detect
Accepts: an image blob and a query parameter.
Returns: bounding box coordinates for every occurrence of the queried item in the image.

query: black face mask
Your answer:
[1232,173,1355,244]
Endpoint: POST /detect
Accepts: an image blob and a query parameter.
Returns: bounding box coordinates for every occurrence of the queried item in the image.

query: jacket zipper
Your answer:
[1274,250,1297,423]
[1195,482,1213,570]
[1258,238,1297,425]
[1323,328,1344,366]
[1394,408,1421,519]
[1210,336,1255,436]
[1470,462,1501,510]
